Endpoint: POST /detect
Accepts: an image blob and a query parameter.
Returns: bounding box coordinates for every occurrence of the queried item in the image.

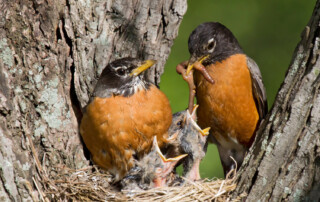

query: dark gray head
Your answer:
[93,58,155,98]
[188,22,243,66]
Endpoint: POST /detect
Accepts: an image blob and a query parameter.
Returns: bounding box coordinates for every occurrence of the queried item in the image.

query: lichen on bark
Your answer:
[0,0,187,201]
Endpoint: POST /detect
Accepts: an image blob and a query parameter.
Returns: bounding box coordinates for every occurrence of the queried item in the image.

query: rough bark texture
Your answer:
[0,0,186,201]
[232,1,320,201]
[1,0,319,201]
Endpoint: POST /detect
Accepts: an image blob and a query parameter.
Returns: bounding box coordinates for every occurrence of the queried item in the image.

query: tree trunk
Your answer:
[0,0,186,201]
[232,1,320,201]
[1,0,319,201]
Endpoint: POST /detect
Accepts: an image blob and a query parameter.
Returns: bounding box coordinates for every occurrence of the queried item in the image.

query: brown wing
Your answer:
[246,57,268,120]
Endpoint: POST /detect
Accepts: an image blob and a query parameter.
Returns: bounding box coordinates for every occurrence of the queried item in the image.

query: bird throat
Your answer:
[114,77,150,97]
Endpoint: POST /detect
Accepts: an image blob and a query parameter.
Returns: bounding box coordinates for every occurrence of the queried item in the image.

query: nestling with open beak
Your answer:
[166,105,210,181]
[121,136,187,190]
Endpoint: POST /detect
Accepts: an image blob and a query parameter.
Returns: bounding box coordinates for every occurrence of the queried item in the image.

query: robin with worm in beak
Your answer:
[179,22,268,176]
[80,58,172,181]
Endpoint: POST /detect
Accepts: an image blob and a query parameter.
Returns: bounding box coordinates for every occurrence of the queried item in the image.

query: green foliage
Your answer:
[160,0,316,178]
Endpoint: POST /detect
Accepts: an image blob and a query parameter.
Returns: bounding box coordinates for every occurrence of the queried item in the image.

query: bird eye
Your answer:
[117,68,125,76]
[207,38,216,53]
[208,42,214,49]
[207,41,215,51]
[177,120,182,127]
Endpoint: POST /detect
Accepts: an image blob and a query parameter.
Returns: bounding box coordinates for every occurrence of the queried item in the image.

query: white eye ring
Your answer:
[207,38,216,53]
[117,68,126,76]
[114,65,127,71]
[113,66,128,76]
[208,38,214,43]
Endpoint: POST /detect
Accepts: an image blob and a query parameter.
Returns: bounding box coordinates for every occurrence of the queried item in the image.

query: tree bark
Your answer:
[1,0,319,201]
[232,1,320,201]
[0,0,186,201]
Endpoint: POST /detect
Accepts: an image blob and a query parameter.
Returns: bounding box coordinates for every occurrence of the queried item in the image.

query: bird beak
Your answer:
[186,109,210,137]
[153,136,188,163]
[186,55,209,75]
[130,59,156,76]
[151,136,188,188]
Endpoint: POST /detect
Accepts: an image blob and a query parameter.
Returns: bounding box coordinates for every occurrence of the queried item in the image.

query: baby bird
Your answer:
[167,105,210,181]
[121,136,187,190]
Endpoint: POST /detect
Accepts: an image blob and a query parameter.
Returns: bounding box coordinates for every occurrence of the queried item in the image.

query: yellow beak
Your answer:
[153,136,188,163]
[186,55,209,75]
[130,59,156,76]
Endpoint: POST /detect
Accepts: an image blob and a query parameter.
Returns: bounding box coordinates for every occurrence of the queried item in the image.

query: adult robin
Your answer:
[80,58,172,181]
[181,22,268,176]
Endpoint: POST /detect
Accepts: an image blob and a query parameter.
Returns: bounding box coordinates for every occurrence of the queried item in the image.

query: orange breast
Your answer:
[195,54,259,147]
[80,85,172,180]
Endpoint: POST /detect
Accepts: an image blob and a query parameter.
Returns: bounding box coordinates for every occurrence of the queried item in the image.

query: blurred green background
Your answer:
[159,0,316,178]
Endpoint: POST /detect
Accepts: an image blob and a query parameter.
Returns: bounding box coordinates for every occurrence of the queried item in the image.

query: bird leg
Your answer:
[176,61,196,113]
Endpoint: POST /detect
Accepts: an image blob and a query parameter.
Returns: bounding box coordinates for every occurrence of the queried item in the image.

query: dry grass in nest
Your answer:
[26,132,245,201]
[37,165,245,201]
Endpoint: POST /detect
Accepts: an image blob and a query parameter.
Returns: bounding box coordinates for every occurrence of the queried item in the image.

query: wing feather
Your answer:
[247,57,268,120]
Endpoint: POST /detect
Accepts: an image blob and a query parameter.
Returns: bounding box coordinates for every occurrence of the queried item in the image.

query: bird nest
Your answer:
[26,115,245,201]
[35,164,245,201]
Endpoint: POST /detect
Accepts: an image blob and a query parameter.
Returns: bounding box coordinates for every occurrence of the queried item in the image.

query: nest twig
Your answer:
[26,128,244,201]
[37,164,245,201]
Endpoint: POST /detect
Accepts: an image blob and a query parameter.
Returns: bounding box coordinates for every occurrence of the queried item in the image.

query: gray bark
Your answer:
[0,0,186,201]
[1,0,319,201]
[232,1,320,201]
